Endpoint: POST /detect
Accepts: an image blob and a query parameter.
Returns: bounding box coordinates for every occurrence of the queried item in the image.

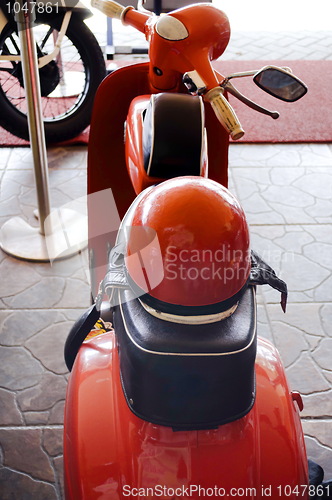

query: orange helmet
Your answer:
[124,177,250,316]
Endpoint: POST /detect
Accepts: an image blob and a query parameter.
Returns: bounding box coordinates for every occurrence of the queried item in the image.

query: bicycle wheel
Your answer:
[0,15,106,143]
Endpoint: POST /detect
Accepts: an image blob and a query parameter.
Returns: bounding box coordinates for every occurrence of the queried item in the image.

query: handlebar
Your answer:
[204,87,244,140]
[91,0,246,139]
[91,1,306,141]
[91,0,130,21]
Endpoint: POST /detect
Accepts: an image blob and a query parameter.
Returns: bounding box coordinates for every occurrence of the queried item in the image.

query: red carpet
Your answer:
[0,60,331,146]
[214,60,332,143]
[0,125,89,147]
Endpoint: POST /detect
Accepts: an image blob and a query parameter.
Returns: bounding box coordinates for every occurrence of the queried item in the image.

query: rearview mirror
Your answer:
[254,66,307,102]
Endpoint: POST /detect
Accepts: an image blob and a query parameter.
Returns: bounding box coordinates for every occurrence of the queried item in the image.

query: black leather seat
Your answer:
[113,286,257,430]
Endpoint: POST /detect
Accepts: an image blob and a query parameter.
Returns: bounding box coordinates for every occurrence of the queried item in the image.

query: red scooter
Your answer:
[62,2,329,499]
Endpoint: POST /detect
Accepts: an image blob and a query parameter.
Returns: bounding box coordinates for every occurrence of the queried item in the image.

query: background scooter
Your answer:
[0,0,106,142]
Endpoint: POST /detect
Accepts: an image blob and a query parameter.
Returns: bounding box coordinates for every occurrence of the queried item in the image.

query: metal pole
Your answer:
[0,0,87,261]
[15,0,50,236]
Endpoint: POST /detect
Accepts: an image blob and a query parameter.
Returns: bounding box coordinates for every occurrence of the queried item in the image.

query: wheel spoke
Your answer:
[39,26,54,51]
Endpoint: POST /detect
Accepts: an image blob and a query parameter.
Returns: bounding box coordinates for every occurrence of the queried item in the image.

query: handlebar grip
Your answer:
[204,87,244,141]
[91,0,132,21]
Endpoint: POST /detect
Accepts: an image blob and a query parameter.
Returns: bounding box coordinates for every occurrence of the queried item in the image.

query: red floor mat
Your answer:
[1,60,330,146]
[214,60,332,143]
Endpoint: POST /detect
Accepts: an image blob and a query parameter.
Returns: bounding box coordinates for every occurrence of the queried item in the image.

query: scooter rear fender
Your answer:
[64,334,308,499]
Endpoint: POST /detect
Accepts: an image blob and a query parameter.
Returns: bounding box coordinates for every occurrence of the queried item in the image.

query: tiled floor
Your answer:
[1,142,331,497]
[1,3,332,498]
[0,147,90,499]
[230,144,332,478]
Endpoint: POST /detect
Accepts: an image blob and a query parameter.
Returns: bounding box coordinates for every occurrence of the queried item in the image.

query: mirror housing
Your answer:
[253,66,307,102]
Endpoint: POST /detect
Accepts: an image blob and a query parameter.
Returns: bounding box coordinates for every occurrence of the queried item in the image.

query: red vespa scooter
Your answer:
[62,2,316,499]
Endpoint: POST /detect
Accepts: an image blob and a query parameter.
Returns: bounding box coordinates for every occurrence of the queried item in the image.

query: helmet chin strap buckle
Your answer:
[249,250,288,312]
[103,243,130,299]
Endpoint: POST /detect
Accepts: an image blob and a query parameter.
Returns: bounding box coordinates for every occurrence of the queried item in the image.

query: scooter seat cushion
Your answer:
[113,286,257,430]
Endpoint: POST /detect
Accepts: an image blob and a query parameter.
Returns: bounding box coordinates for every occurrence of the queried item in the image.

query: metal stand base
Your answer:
[0,209,87,262]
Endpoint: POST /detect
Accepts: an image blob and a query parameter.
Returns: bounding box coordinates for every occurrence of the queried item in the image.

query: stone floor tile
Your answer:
[0,388,24,425]
[320,370,332,386]
[47,147,87,170]
[312,338,332,372]
[233,166,332,225]
[0,256,43,302]
[0,166,86,221]
[295,169,332,200]
[54,277,90,309]
[248,225,286,275]
[43,427,63,457]
[107,28,332,61]
[0,310,69,346]
[230,143,284,167]
[321,304,332,338]
[17,372,67,415]
[4,148,34,170]
[0,467,58,500]
[6,147,87,171]
[298,144,332,167]
[267,303,327,339]
[306,50,332,60]
[285,352,330,394]
[250,225,332,303]
[24,411,51,425]
[54,455,65,500]
[302,391,332,419]
[265,302,332,401]
[313,275,332,304]
[48,401,66,425]
[229,143,332,169]
[0,428,55,482]
[25,322,72,375]
[303,422,332,478]
[35,252,88,279]
[0,345,44,391]
[267,320,309,368]
[0,148,12,168]
[316,36,332,47]
[2,276,66,309]
[0,254,88,311]
[256,303,273,342]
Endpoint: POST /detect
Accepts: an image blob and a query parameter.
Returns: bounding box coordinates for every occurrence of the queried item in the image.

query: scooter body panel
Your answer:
[64,334,308,499]
[255,338,308,496]
[125,95,163,195]
[87,63,229,298]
